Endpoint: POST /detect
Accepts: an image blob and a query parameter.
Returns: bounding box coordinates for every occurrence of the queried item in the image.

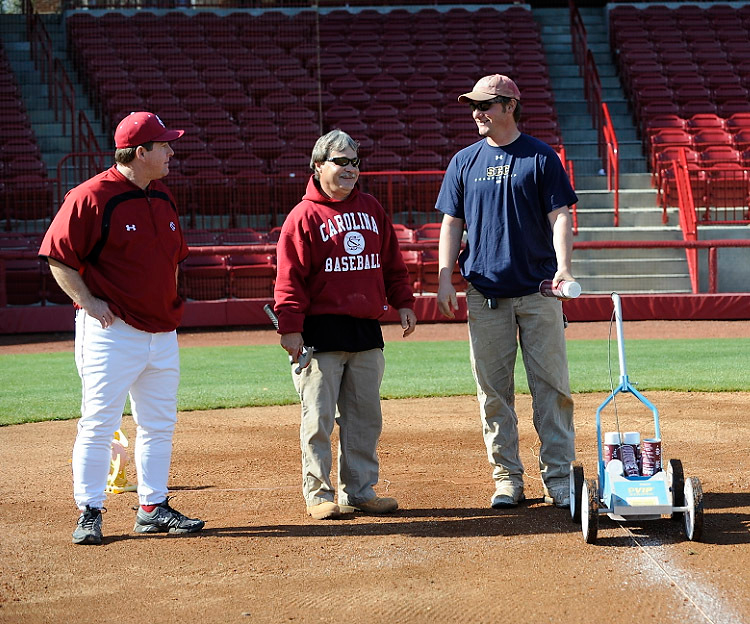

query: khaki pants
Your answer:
[293,349,386,507]
[466,285,575,490]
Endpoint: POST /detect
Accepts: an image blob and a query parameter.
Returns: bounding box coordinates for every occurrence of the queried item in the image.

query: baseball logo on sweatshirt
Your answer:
[344,231,365,255]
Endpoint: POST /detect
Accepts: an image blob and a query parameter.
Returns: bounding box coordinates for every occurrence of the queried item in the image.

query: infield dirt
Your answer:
[1,321,749,624]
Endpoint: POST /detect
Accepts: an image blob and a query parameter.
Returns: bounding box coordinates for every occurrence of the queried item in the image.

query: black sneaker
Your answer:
[133,498,205,534]
[72,506,104,545]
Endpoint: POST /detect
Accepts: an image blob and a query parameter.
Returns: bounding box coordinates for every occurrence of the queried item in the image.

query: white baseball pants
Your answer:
[72,310,180,510]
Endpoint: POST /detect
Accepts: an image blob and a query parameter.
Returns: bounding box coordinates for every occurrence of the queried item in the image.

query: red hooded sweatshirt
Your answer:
[274,176,415,335]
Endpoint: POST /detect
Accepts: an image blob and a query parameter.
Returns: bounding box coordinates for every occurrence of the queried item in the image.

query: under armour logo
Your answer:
[169,221,176,231]
[125,224,136,231]
[495,155,504,160]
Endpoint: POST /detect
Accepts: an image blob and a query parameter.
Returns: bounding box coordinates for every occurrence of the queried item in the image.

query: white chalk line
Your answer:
[620,525,741,624]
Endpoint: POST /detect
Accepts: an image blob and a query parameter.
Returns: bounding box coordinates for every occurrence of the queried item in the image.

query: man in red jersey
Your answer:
[274,129,417,520]
[39,112,204,544]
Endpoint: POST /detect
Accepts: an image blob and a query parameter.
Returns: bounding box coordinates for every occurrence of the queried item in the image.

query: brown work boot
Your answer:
[306,501,342,520]
[352,496,399,514]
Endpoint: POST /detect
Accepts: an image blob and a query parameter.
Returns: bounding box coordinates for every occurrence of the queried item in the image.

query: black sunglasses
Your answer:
[468,97,513,112]
[326,157,361,167]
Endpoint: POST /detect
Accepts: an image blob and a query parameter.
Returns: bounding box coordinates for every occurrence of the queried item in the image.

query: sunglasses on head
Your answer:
[326,157,361,167]
[468,97,512,112]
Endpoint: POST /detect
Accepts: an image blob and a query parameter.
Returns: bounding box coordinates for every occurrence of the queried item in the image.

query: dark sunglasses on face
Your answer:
[468,97,512,112]
[326,157,361,167]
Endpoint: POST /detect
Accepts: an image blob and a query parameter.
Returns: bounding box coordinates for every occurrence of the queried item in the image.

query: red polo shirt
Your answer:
[39,166,189,333]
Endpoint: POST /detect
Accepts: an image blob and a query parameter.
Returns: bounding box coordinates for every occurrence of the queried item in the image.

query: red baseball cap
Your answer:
[114,112,184,149]
[458,74,522,103]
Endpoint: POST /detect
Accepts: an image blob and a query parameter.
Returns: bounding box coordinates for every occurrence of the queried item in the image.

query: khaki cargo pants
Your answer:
[292,348,386,507]
[466,285,576,491]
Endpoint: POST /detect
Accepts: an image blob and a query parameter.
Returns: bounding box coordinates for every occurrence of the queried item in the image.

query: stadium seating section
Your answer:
[63,6,559,229]
[8,4,750,306]
[611,4,750,215]
[0,41,51,229]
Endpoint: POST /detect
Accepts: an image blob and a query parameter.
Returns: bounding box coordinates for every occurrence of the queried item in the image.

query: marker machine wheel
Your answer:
[570,461,584,524]
[581,478,599,544]
[683,476,704,541]
[668,458,685,521]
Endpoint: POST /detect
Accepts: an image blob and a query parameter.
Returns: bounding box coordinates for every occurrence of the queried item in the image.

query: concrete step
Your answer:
[575,209,666,229]
[556,114,595,131]
[573,259,688,276]
[573,226,684,242]
[564,140,644,161]
[573,247,686,261]
[576,173,653,190]
[571,157,649,177]
[575,188,658,210]
[575,275,693,295]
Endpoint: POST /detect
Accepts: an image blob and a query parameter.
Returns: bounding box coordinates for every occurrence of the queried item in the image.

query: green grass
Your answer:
[1,338,748,426]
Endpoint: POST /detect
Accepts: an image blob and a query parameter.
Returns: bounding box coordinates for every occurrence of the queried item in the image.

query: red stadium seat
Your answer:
[400,249,423,293]
[685,114,725,133]
[691,128,732,151]
[731,129,750,151]
[704,164,749,211]
[179,254,228,301]
[377,133,412,156]
[392,223,416,243]
[208,136,246,160]
[222,152,266,175]
[367,118,407,140]
[3,258,44,305]
[697,145,741,167]
[226,253,276,299]
[407,117,444,140]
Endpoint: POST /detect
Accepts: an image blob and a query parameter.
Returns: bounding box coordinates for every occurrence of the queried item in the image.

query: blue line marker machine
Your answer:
[569,293,704,544]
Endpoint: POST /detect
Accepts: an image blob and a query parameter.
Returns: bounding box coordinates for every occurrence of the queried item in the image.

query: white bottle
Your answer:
[539,279,582,299]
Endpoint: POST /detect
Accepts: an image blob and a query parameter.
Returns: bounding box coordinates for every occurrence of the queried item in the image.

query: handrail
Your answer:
[569,0,621,226]
[53,58,77,143]
[569,0,587,71]
[25,2,75,148]
[6,239,747,298]
[601,103,620,226]
[26,7,53,96]
[557,146,578,234]
[572,239,750,294]
[673,149,698,242]
[673,149,699,293]
[76,110,103,155]
[584,49,602,132]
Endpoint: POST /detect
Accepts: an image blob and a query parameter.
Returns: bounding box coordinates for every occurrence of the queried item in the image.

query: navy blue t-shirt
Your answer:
[435,134,578,298]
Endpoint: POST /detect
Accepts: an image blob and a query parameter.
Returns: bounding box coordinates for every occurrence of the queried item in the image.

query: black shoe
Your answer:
[72,506,104,545]
[133,498,205,534]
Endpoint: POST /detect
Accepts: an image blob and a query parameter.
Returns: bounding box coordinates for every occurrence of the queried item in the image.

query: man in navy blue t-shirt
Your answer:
[435,74,578,510]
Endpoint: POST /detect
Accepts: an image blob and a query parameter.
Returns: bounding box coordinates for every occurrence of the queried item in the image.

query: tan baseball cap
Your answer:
[458,74,522,103]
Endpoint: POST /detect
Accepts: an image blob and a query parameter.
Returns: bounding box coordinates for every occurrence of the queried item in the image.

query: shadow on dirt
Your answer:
[191,502,580,539]
[567,492,750,547]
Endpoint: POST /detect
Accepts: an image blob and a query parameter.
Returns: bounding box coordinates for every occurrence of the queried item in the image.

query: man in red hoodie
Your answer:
[274,129,417,520]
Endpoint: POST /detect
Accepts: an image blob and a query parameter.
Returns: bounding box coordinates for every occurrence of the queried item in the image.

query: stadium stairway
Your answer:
[533,6,692,294]
[0,14,108,179]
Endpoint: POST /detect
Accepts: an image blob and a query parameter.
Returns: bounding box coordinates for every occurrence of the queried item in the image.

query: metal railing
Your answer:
[569,0,620,226]
[3,237,748,309]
